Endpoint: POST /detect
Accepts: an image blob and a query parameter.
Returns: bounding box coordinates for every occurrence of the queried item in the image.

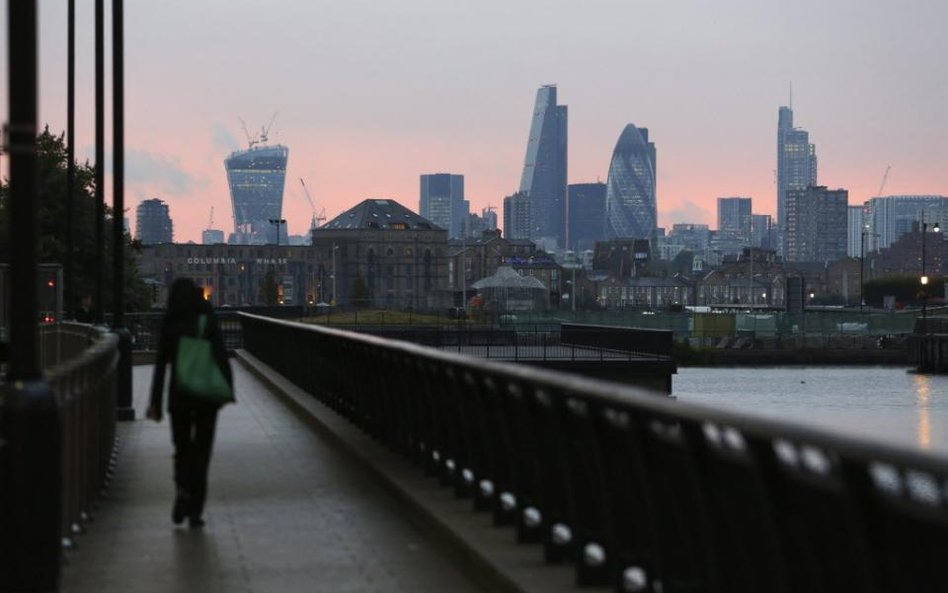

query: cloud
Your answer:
[212,124,240,153]
[125,150,205,196]
[661,200,712,226]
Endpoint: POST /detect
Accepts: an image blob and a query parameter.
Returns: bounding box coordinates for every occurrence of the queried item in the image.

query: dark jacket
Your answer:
[149,311,233,412]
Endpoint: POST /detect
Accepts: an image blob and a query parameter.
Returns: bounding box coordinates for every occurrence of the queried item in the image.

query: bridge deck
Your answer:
[59,364,486,593]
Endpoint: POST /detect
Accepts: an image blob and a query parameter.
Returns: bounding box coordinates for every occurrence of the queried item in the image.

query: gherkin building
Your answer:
[605,124,656,240]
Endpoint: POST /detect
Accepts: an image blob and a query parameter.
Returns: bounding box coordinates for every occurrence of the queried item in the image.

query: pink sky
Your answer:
[3,0,947,243]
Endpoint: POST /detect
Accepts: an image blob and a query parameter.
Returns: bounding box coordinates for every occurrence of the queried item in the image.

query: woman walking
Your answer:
[147,278,233,527]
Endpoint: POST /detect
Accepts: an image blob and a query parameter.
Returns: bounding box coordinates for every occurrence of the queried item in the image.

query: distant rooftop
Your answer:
[322,199,442,231]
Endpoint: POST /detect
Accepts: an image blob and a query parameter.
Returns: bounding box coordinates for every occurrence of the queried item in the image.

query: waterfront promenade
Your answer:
[59,363,492,593]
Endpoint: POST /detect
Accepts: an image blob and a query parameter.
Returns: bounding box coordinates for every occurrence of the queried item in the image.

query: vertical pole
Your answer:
[922,215,928,332]
[3,0,62,588]
[112,0,134,420]
[94,0,104,323]
[66,0,76,317]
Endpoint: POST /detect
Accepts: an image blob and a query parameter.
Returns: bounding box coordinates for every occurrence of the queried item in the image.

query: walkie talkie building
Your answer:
[224,144,289,244]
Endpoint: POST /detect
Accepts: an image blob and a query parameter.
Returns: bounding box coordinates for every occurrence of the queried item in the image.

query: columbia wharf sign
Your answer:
[185,257,288,266]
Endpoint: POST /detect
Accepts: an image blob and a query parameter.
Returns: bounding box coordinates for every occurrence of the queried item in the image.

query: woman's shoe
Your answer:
[188,516,205,529]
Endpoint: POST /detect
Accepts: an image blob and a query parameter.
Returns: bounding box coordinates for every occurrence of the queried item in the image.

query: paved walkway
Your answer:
[60,362,486,593]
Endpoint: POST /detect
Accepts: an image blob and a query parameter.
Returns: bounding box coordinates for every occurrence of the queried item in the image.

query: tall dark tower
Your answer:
[776,105,817,257]
[519,85,568,250]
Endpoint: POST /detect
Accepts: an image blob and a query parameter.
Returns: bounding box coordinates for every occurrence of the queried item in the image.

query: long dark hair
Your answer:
[167,278,200,322]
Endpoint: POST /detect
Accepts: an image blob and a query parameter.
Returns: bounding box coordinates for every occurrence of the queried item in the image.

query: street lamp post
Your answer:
[269,218,286,247]
[331,241,338,306]
[920,213,941,332]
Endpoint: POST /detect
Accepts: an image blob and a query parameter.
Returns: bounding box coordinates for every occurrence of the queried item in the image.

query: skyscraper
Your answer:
[420,173,468,239]
[568,182,607,252]
[785,186,847,262]
[136,198,173,245]
[519,85,567,250]
[750,214,775,250]
[225,141,289,244]
[503,191,532,241]
[717,197,752,243]
[777,105,818,257]
[605,124,657,240]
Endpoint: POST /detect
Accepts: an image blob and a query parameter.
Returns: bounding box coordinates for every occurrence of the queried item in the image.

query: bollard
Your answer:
[0,379,62,592]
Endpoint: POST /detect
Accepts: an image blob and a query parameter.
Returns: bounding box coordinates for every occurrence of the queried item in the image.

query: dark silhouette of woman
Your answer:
[147,278,233,528]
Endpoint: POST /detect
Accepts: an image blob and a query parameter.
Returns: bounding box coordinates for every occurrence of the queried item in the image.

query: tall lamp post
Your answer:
[920,213,941,332]
[860,224,869,310]
[269,217,286,247]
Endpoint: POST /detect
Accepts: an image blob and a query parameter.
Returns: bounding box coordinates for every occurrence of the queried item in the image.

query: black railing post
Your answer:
[1,0,62,589]
[66,0,76,318]
[111,0,134,421]
[94,0,104,323]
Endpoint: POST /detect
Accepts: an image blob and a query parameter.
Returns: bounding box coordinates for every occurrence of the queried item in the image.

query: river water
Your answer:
[672,366,948,455]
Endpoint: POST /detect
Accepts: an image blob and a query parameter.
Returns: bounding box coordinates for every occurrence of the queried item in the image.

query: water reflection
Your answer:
[915,374,932,450]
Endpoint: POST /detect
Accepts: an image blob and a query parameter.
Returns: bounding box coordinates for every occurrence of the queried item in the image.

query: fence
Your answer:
[241,312,948,592]
[0,324,118,591]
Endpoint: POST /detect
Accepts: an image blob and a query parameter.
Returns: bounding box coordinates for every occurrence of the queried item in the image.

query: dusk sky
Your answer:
[3,0,947,243]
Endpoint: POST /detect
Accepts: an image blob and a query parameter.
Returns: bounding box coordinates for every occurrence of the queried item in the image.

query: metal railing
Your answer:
[1,324,118,590]
[242,312,948,592]
[347,324,673,363]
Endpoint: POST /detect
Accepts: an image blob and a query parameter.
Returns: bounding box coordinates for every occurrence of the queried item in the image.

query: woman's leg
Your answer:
[188,407,219,521]
[169,409,195,522]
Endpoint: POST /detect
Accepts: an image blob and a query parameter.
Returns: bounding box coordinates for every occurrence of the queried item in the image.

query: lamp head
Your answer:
[922,275,930,286]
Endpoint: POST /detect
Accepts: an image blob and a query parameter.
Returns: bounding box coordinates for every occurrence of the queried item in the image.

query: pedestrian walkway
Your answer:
[60,362,487,593]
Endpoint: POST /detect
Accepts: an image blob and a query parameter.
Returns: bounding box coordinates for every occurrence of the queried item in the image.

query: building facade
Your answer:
[224,143,289,244]
[717,197,752,243]
[605,124,657,240]
[567,182,606,252]
[519,84,568,250]
[862,195,948,253]
[315,199,449,309]
[503,191,533,241]
[785,186,848,263]
[135,198,173,245]
[419,173,468,239]
[750,214,775,250]
[777,105,818,257]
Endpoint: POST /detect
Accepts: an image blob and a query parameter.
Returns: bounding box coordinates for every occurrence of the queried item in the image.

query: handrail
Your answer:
[240,312,948,592]
[0,325,118,590]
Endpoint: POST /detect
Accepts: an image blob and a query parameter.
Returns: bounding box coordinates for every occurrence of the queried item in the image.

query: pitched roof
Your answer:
[322,199,442,231]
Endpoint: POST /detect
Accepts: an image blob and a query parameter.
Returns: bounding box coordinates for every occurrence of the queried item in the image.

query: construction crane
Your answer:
[300,178,326,231]
[876,165,891,198]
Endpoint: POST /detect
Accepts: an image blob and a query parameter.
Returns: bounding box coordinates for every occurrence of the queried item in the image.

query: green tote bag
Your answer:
[175,314,233,404]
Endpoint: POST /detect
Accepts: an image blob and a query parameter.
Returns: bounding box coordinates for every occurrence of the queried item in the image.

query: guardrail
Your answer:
[241,312,948,592]
[1,324,118,591]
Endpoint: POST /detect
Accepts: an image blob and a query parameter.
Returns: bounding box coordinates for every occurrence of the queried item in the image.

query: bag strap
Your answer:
[196,314,208,338]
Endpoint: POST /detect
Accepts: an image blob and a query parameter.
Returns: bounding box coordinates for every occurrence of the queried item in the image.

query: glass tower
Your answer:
[777,106,817,257]
[519,85,568,249]
[225,144,289,244]
[605,124,656,240]
[420,173,467,239]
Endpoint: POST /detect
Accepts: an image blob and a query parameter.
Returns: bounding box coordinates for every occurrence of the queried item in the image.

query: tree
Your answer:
[0,127,152,313]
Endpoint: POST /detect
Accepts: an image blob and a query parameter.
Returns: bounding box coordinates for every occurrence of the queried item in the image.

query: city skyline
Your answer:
[2,0,946,244]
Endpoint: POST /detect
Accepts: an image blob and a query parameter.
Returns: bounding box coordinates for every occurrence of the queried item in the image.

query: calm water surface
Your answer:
[673,366,948,455]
